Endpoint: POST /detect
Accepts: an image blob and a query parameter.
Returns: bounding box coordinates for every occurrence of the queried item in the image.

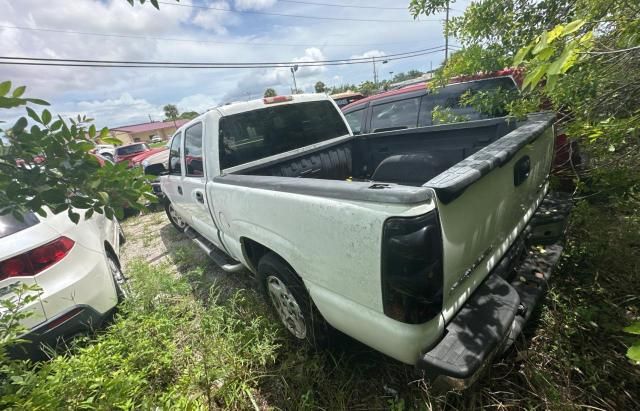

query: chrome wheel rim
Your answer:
[107,257,129,299]
[168,203,186,228]
[266,275,306,339]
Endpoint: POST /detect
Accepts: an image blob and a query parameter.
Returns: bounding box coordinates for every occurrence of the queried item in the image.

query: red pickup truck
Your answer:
[341,70,581,186]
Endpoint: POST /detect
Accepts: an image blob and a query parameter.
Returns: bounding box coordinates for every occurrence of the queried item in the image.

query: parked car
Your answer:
[342,71,582,185]
[94,144,115,161]
[159,93,569,387]
[113,143,150,163]
[0,209,127,358]
[141,148,170,199]
[150,136,163,144]
[128,146,167,168]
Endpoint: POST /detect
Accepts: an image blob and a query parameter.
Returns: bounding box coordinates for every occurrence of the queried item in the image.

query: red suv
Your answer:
[113,143,150,163]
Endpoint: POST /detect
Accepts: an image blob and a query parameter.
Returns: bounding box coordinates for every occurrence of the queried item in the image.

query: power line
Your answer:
[0,46,443,67]
[156,0,440,23]
[276,0,408,10]
[0,24,421,48]
[0,48,445,69]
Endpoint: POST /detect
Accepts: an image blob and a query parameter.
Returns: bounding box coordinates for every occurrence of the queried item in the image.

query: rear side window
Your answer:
[168,132,182,175]
[0,212,39,239]
[184,123,204,177]
[116,143,148,156]
[219,100,349,169]
[371,98,420,132]
[344,108,365,135]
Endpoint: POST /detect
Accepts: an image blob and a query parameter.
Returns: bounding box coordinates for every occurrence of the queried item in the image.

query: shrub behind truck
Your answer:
[159,93,570,387]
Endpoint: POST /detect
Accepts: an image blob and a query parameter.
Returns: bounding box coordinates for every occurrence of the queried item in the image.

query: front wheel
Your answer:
[165,201,187,232]
[257,253,331,346]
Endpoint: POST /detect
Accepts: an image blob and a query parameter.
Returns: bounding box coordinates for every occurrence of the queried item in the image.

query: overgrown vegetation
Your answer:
[0,81,154,221]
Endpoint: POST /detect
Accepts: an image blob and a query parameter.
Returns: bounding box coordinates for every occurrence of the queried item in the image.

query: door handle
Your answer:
[177,186,183,195]
[514,155,531,186]
[195,191,205,204]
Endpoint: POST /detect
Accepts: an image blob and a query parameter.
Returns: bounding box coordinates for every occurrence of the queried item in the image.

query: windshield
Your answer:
[219,100,349,169]
[116,144,148,156]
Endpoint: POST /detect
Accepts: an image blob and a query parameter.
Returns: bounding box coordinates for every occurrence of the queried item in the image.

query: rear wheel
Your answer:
[165,201,187,231]
[257,253,331,346]
[107,254,129,302]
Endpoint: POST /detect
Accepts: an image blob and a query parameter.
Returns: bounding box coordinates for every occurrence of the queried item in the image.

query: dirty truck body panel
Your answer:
[160,93,563,382]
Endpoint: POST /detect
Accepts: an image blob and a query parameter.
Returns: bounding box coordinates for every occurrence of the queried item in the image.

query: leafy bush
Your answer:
[0,261,279,410]
[0,81,154,222]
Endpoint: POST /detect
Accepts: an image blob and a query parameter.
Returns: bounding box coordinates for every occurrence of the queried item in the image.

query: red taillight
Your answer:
[0,237,75,281]
[263,95,293,104]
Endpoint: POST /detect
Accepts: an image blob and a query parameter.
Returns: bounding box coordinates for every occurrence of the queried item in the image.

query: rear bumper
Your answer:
[416,192,571,388]
[8,304,106,359]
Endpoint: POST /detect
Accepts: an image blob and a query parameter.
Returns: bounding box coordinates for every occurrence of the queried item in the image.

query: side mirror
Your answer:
[144,163,167,176]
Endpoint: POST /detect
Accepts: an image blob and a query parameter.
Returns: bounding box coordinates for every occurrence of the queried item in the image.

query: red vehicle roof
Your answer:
[342,68,524,112]
[129,147,167,166]
[111,119,189,134]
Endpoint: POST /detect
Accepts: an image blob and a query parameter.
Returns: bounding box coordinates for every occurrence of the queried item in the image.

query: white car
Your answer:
[95,144,115,160]
[0,209,127,357]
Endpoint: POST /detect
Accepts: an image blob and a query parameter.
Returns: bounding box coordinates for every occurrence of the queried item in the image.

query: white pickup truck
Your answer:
[159,91,570,387]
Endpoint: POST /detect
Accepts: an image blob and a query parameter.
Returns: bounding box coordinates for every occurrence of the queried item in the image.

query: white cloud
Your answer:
[0,0,460,127]
[350,50,386,60]
[191,1,238,34]
[176,94,218,114]
[234,0,278,11]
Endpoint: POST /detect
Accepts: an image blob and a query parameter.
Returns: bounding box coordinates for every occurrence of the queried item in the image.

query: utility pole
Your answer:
[290,65,299,94]
[444,1,450,64]
[372,57,378,86]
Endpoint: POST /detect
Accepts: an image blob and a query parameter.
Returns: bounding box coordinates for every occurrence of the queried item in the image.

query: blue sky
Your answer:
[0,0,467,128]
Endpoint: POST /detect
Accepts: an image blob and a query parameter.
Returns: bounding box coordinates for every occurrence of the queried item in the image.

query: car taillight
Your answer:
[0,237,75,280]
[381,212,443,324]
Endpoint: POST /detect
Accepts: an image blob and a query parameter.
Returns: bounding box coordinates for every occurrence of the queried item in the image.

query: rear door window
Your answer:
[219,100,349,169]
[344,108,365,135]
[0,212,39,239]
[168,132,183,175]
[184,123,204,176]
[371,98,420,132]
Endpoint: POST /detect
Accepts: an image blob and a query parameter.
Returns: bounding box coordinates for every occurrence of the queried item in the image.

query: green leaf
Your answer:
[562,19,585,37]
[88,124,96,139]
[12,85,26,98]
[41,109,52,125]
[50,119,63,131]
[26,106,41,123]
[547,46,576,76]
[624,322,640,335]
[102,137,123,146]
[99,127,110,139]
[536,46,555,62]
[12,117,28,134]
[24,98,50,106]
[513,45,532,66]
[41,189,66,203]
[150,0,160,8]
[547,25,564,42]
[532,32,549,55]
[84,208,94,220]
[545,74,558,92]
[523,63,549,91]
[0,80,11,96]
[68,209,80,224]
[98,191,109,204]
[627,342,640,364]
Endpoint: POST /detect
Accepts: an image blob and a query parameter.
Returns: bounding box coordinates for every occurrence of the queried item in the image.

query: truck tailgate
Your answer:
[425,113,556,322]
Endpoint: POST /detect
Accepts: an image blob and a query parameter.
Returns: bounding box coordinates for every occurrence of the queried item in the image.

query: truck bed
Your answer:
[219,114,552,206]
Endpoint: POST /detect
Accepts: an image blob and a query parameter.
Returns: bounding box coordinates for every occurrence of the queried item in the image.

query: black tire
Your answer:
[106,254,130,302]
[165,201,187,232]
[257,252,332,346]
